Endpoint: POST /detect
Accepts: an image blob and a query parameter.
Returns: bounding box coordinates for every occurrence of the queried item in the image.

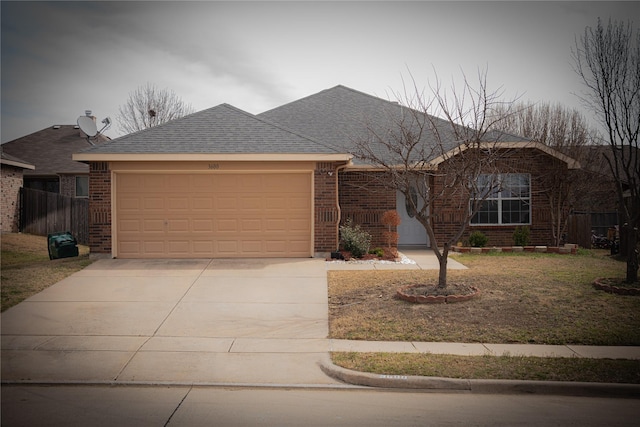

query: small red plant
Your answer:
[381,210,401,250]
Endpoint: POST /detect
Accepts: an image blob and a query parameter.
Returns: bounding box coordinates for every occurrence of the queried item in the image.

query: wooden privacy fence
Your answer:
[567,211,618,249]
[20,187,89,245]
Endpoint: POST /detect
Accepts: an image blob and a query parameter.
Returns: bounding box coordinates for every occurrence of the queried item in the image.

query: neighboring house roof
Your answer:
[259,85,533,166]
[74,103,351,162]
[0,150,35,170]
[1,125,105,176]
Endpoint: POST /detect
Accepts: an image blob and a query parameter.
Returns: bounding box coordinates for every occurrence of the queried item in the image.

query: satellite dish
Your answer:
[77,116,98,137]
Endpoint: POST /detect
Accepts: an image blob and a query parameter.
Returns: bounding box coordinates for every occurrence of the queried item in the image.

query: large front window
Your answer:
[471,174,530,225]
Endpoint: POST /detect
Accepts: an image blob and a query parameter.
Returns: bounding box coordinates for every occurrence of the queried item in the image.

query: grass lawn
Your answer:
[1,233,92,312]
[329,250,640,383]
[328,250,640,345]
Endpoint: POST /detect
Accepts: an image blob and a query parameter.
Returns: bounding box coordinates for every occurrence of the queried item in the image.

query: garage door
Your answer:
[115,172,312,258]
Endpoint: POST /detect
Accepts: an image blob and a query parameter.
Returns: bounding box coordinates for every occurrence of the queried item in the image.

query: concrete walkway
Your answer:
[2,250,639,393]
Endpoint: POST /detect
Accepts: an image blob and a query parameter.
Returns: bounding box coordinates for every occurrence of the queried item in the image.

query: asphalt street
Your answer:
[2,385,639,427]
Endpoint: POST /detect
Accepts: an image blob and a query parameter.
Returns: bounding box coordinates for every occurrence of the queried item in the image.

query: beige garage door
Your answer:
[115,172,312,258]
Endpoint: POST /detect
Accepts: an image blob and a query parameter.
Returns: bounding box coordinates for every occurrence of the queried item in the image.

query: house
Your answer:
[260,85,580,249]
[73,85,579,259]
[1,123,108,198]
[0,151,34,232]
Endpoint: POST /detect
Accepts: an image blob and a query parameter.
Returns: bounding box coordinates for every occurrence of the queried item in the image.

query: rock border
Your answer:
[396,283,480,304]
[593,277,640,296]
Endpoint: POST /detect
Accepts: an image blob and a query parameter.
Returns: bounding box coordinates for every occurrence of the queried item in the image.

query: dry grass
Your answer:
[1,233,92,312]
[332,352,640,384]
[329,251,640,345]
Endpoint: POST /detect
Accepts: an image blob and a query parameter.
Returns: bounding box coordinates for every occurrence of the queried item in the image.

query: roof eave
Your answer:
[1,159,36,170]
[429,141,582,169]
[72,153,353,163]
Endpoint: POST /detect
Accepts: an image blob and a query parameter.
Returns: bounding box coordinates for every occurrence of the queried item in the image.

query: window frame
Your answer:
[75,175,89,198]
[470,173,531,226]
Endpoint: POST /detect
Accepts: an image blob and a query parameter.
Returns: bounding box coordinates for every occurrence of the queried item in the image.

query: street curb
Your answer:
[319,360,640,397]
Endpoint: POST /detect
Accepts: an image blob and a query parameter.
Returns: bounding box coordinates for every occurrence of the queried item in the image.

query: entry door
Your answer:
[396,188,429,246]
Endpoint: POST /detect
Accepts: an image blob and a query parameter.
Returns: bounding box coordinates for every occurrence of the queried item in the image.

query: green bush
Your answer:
[369,247,384,257]
[513,226,530,246]
[469,230,488,248]
[340,219,372,258]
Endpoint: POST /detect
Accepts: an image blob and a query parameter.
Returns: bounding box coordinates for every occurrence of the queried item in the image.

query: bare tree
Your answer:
[573,18,640,283]
[116,83,195,134]
[494,101,610,246]
[354,70,516,289]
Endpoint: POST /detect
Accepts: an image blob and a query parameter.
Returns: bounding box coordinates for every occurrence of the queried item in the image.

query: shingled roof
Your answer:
[76,103,342,156]
[1,125,105,176]
[259,85,530,165]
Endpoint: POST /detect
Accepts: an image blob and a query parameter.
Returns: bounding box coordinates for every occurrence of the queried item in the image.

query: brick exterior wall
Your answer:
[1,165,24,232]
[59,175,75,198]
[88,162,111,254]
[314,162,343,254]
[86,151,570,256]
[433,148,567,247]
[339,170,396,248]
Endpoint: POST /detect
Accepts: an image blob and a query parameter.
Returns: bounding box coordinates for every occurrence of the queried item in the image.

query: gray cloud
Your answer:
[2,1,638,142]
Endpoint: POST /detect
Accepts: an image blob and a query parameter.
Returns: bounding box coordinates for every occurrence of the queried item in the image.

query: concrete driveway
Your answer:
[1,258,340,386]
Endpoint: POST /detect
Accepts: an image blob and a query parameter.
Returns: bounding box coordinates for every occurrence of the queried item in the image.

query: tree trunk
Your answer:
[437,244,449,289]
[625,223,639,283]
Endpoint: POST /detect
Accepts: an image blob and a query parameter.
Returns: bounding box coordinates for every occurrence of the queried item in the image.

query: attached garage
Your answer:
[115,171,312,258]
[73,103,352,259]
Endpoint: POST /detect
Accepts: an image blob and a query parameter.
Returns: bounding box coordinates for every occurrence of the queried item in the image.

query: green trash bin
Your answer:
[48,231,79,260]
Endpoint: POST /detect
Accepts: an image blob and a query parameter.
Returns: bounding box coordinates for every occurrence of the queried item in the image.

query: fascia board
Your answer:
[72,153,353,162]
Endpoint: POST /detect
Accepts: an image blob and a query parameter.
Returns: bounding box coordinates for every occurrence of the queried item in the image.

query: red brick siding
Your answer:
[88,162,111,254]
[433,148,566,247]
[339,171,396,248]
[314,162,343,253]
[1,165,24,232]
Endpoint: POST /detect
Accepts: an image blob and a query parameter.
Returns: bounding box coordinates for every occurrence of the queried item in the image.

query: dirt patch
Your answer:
[400,283,476,297]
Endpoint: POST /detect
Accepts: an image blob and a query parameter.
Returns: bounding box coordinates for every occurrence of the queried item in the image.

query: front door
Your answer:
[396,188,429,246]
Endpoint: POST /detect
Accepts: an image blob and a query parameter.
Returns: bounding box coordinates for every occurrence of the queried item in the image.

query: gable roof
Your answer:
[74,104,351,162]
[259,85,550,167]
[1,125,105,176]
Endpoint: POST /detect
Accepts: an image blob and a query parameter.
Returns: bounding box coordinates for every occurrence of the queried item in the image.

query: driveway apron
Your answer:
[1,258,340,386]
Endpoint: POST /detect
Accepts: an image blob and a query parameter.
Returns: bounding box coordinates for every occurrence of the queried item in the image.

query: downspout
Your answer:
[334,162,350,251]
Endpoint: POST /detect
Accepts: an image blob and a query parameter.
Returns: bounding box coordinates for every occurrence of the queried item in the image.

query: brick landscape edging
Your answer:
[593,277,640,296]
[396,284,480,304]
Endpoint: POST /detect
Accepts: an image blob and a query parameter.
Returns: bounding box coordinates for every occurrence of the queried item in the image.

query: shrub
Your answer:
[513,226,530,246]
[369,247,384,257]
[469,230,488,247]
[381,210,401,249]
[340,219,372,258]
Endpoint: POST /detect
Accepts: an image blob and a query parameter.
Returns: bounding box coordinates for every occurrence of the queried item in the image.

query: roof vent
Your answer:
[85,110,92,117]
[53,125,61,129]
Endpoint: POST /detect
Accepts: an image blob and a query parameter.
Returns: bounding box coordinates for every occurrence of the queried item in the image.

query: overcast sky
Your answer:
[2,1,638,143]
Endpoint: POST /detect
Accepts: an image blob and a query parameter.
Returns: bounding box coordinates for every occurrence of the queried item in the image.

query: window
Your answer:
[75,176,89,198]
[471,174,530,225]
